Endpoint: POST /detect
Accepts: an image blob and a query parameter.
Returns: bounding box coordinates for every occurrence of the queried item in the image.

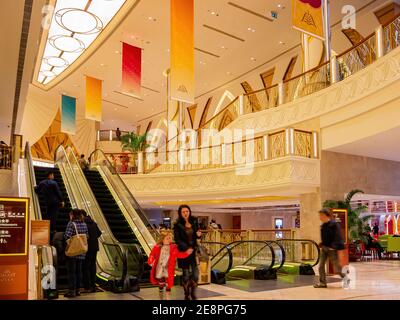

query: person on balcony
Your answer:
[173,205,202,300]
[35,171,64,237]
[116,128,121,141]
[314,208,349,289]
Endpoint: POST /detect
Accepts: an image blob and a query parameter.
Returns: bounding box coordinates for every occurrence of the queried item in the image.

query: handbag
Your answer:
[195,240,210,265]
[65,222,88,257]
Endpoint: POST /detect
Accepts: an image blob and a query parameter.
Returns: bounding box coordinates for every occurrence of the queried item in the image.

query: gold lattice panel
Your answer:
[294,131,312,158]
[269,131,286,159]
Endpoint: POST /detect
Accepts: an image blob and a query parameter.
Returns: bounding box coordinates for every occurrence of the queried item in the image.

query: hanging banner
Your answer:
[61,95,76,135]
[292,0,324,40]
[171,0,194,104]
[85,76,102,121]
[121,43,142,97]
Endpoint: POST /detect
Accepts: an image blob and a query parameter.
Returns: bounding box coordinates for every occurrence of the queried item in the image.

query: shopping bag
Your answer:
[65,223,88,257]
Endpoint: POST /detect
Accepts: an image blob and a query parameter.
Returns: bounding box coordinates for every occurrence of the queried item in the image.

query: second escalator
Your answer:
[83,169,151,284]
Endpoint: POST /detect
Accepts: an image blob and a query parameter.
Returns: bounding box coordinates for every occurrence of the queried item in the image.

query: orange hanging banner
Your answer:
[170,0,194,104]
[85,76,102,121]
[292,0,324,40]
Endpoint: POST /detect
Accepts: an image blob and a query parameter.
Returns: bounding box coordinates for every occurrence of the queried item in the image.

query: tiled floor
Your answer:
[59,260,400,300]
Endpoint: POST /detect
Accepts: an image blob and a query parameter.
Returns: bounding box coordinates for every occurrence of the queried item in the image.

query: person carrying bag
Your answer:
[64,209,89,298]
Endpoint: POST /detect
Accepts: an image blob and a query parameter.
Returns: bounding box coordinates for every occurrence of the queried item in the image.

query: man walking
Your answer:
[35,171,64,237]
[314,208,348,288]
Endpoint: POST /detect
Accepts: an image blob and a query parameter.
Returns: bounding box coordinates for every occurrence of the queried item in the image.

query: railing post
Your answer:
[330,54,339,84]
[97,131,100,141]
[239,94,244,116]
[109,130,113,141]
[178,148,185,171]
[221,143,226,166]
[285,128,294,156]
[312,131,319,159]
[278,82,285,106]
[376,25,385,58]
[246,230,254,241]
[137,152,144,174]
[263,135,269,160]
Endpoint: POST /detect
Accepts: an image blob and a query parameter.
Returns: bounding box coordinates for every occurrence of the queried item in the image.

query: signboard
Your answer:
[31,220,50,246]
[0,197,29,300]
[0,198,29,256]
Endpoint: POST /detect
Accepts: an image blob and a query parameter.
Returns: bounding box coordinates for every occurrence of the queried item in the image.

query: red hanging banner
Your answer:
[121,43,142,98]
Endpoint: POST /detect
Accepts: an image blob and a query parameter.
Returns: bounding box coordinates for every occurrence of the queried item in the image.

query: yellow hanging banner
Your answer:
[85,76,102,121]
[170,0,194,104]
[292,0,324,40]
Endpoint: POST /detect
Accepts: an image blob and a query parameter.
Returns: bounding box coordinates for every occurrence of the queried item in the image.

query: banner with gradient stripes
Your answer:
[292,0,324,40]
[121,43,141,97]
[85,76,102,121]
[61,95,76,135]
[171,0,194,104]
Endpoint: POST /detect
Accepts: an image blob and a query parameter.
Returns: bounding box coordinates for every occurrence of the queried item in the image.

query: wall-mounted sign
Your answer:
[0,197,29,300]
[0,198,29,256]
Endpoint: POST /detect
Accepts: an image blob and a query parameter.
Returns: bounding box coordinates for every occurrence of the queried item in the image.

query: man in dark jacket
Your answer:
[314,208,347,288]
[35,171,64,236]
[81,210,102,293]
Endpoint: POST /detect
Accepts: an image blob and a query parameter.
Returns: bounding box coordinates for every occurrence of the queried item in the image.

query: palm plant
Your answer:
[120,132,149,153]
[323,189,374,243]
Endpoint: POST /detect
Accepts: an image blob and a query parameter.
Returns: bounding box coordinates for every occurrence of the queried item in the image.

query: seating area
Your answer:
[361,235,400,261]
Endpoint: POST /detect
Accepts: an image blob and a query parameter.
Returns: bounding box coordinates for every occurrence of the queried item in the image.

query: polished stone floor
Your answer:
[59,260,400,300]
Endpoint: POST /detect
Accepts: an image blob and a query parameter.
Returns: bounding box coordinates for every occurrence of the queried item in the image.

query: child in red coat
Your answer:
[148,230,193,291]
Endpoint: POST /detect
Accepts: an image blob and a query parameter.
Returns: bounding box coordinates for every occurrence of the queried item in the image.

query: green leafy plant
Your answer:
[323,189,374,244]
[120,132,149,153]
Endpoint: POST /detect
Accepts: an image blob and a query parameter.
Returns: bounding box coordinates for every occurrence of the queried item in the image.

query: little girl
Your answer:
[148,230,193,291]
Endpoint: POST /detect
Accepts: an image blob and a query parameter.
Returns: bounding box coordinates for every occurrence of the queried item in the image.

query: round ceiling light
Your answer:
[43,56,69,68]
[55,8,103,34]
[40,70,57,78]
[49,35,85,53]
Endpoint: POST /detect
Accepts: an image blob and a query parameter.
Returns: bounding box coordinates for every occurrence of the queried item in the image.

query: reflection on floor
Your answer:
[131,286,224,300]
[58,261,400,300]
[223,275,341,292]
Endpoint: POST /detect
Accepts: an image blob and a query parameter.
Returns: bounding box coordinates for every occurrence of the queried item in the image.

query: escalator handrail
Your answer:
[276,239,320,267]
[63,146,121,246]
[204,240,278,273]
[25,141,42,220]
[88,148,158,236]
[202,241,234,274]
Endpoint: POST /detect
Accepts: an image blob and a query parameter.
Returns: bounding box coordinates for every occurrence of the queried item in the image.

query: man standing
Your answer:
[116,127,121,141]
[314,208,348,288]
[35,171,64,236]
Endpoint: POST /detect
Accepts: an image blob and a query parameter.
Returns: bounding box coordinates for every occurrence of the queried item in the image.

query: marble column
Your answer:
[300,189,322,243]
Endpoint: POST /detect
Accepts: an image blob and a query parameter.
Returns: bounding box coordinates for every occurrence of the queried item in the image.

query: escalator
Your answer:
[83,169,152,285]
[85,149,157,287]
[33,166,73,290]
[204,240,285,282]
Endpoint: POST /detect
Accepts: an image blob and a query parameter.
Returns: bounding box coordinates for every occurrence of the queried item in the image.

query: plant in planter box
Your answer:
[120,132,149,173]
[323,189,373,261]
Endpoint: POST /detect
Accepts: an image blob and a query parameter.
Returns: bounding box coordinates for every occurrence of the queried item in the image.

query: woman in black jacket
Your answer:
[173,205,202,300]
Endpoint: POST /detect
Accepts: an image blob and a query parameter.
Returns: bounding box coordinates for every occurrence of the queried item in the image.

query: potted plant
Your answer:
[323,189,373,261]
[120,132,149,174]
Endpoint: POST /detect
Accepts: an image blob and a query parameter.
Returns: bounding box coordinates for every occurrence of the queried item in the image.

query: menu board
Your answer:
[0,198,29,256]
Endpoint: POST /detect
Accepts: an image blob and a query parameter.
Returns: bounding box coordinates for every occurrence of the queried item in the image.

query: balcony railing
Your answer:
[97,130,130,142]
[0,145,12,170]
[195,15,400,137]
[104,128,317,174]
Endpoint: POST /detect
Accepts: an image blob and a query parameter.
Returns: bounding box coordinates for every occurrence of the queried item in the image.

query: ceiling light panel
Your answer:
[37,0,127,85]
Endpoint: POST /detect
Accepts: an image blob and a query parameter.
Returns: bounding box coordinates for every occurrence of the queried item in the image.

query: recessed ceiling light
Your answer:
[114,108,117,111]
[115,50,120,54]
[208,10,219,16]
[279,41,285,45]
[247,27,256,32]
[129,102,133,104]
[100,63,105,67]
[227,71,232,75]
[277,4,285,9]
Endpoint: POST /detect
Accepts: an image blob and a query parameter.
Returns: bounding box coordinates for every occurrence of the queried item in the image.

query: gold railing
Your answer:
[0,145,12,170]
[384,14,400,54]
[97,130,129,141]
[337,33,376,80]
[193,15,400,137]
[109,128,316,174]
[202,229,296,243]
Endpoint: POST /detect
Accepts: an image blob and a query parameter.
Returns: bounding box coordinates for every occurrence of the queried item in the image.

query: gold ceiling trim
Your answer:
[195,47,220,58]
[227,2,274,22]
[203,24,245,42]
[154,195,298,206]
